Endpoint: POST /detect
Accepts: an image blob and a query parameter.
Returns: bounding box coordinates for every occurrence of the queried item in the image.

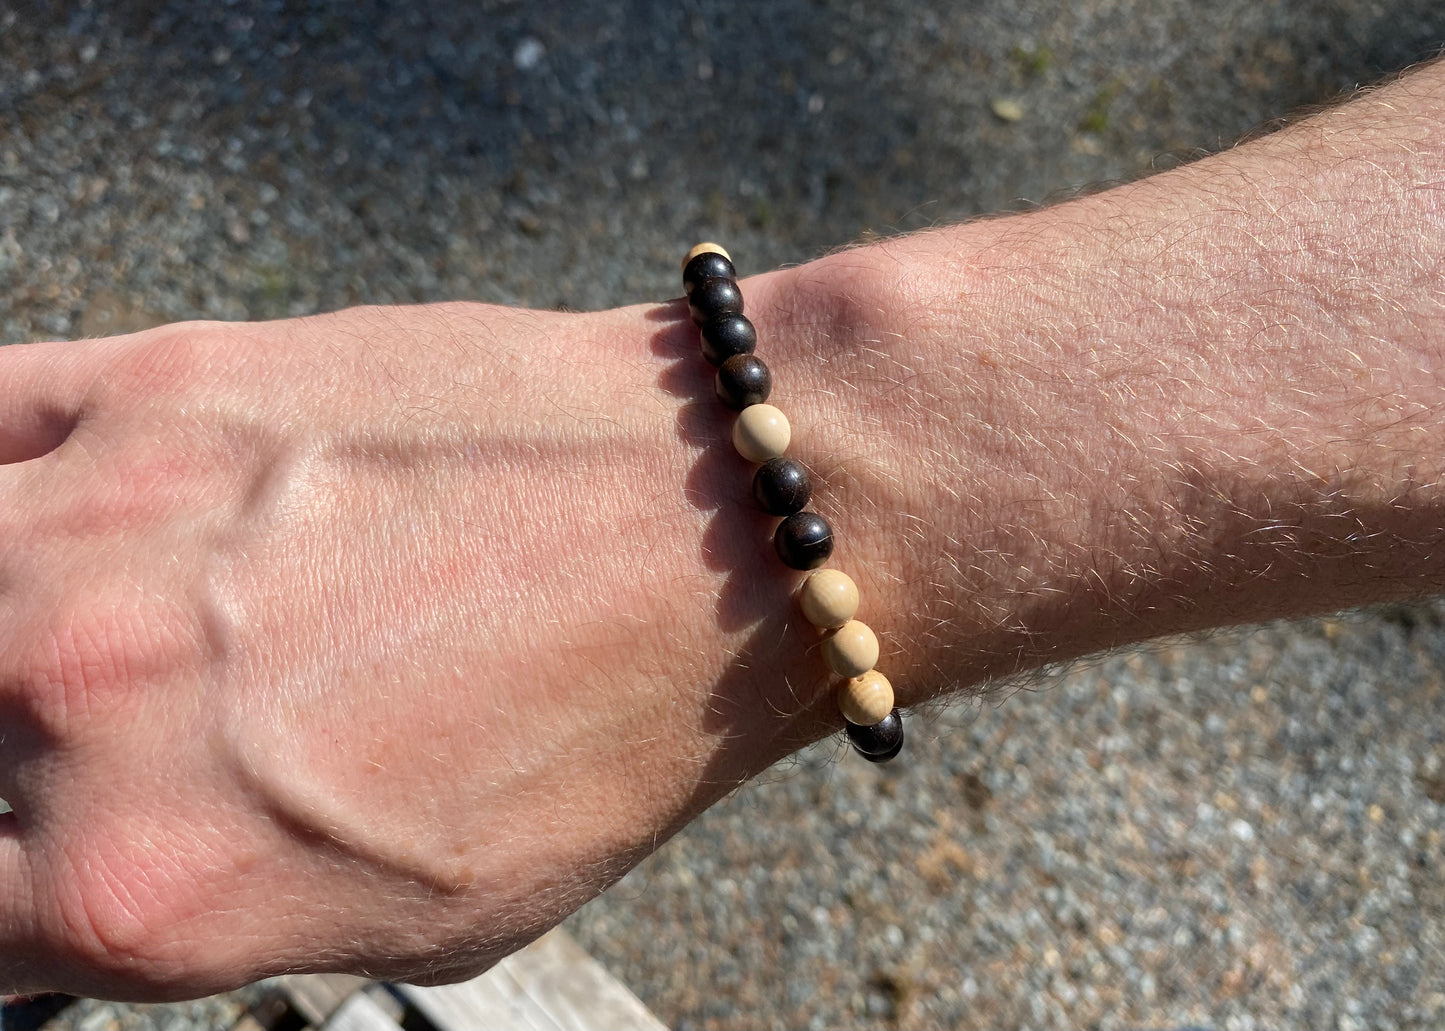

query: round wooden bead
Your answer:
[684,251,737,295]
[822,619,879,678]
[716,354,772,410]
[774,511,834,569]
[700,313,756,365]
[838,670,895,726]
[798,568,858,628]
[732,403,790,462]
[752,457,811,516]
[688,277,743,325]
[846,709,904,763]
[683,241,732,269]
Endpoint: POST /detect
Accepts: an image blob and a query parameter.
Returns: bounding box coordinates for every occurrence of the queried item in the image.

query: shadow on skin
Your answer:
[645,297,842,760]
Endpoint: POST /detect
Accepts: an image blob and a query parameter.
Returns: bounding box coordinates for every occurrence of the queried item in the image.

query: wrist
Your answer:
[736,248,1014,711]
[669,56,1445,752]
[739,71,1445,721]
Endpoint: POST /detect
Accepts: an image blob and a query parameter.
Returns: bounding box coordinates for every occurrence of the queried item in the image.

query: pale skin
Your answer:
[2,60,1445,1000]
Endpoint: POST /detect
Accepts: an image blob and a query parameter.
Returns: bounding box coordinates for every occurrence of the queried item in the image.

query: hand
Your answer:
[0,296,846,999]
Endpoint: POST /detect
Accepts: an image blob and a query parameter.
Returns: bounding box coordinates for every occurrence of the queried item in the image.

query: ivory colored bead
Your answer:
[732,403,791,463]
[822,619,879,678]
[838,670,895,726]
[799,569,860,629]
[683,241,731,268]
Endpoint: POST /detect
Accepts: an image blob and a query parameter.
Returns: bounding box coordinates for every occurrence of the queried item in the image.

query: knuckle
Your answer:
[35,606,132,723]
[42,841,182,986]
[30,824,255,999]
[21,590,193,731]
[59,442,202,536]
[90,321,233,404]
[31,309,241,416]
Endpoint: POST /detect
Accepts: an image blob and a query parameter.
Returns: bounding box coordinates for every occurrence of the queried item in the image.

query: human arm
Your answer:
[754,58,1445,707]
[2,61,1445,1000]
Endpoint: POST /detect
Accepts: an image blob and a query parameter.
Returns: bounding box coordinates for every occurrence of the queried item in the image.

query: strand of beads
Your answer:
[682,242,905,763]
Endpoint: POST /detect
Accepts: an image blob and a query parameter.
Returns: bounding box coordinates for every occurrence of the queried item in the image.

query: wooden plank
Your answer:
[398,929,667,1031]
[320,990,402,1031]
[273,972,371,1025]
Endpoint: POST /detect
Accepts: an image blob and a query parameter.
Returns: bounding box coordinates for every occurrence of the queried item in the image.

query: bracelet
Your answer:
[681,242,905,763]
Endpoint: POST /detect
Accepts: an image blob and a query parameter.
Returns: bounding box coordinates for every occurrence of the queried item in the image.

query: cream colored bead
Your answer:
[683,241,731,268]
[822,619,879,679]
[732,403,791,463]
[799,569,860,629]
[838,669,895,726]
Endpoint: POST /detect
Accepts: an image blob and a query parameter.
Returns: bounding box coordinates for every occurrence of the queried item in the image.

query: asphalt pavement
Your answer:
[4,2,1445,1028]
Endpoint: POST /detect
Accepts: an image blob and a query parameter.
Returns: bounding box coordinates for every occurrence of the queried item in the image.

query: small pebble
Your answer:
[991,97,1026,121]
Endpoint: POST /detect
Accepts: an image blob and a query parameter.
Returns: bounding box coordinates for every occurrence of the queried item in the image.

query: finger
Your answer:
[0,814,37,961]
[0,340,98,466]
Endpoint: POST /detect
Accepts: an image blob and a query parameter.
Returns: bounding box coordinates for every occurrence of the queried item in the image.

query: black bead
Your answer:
[774,511,833,569]
[752,457,812,516]
[700,313,757,366]
[683,251,736,294]
[688,277,743,325]
[846,709,904,763]
[715,354,772,410]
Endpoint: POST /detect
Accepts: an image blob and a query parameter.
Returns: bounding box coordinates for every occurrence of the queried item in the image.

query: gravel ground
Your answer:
[4,1,1445,1029]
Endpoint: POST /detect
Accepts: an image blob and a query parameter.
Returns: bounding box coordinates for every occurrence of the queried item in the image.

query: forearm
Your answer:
[737,61,1445,723]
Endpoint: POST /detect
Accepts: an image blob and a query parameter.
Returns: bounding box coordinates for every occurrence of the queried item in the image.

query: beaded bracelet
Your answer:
[681,242,905,763]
